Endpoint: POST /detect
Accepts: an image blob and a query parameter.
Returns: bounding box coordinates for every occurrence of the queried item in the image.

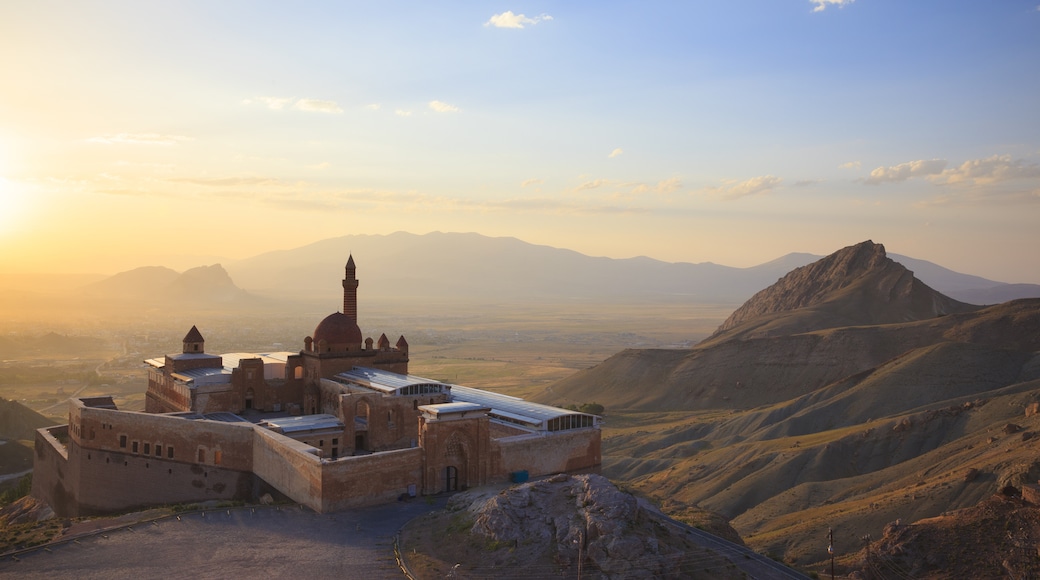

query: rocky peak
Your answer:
[710,241,977,339]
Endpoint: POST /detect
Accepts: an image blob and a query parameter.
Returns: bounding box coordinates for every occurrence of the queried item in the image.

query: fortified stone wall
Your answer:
[31,426,71,516]
[493,428,602,480]
[320,448,423,512]
[251,427,323,512]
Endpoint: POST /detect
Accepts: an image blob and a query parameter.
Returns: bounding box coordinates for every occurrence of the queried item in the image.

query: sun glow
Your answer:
[0,178,29,236]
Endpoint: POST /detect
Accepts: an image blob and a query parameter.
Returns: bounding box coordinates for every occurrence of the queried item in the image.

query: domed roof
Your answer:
[313,312,362,346]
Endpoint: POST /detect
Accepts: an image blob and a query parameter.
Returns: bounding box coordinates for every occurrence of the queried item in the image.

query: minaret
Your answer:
[343,255,358,321]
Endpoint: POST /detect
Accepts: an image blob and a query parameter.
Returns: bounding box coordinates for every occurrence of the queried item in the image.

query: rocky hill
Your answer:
[849,489,1040,579]
[535,241,1040,574]
[0,397,52,442]
[401,474,745,579]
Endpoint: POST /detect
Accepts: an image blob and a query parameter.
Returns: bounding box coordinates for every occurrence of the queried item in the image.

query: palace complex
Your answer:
[32,257,601,516]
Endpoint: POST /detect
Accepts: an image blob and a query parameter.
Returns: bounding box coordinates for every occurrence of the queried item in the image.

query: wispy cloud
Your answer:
[365,103,381,111]
[168,177,281,187]
[574,179,611,192]
[87,133,193,146]
[608,148,624,159]
[708,175,783,199]
[521,178,543,188]
[243,96,293,110]
[429,100,459,113]
[810,0,854,13]
[244,96,343,114]
[863,159,947,185]
[293,99,343,114]
[630,177,683,195]
[485,11,553,29]
[931,154,1040,186]
[839,161,861,170]
[395,110,413,117]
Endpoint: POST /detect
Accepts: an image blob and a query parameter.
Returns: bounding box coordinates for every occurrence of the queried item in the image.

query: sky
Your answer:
[1,1,1039,283]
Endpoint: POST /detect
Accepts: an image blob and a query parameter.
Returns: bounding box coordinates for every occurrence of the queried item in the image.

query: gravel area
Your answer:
[1,498,447,579]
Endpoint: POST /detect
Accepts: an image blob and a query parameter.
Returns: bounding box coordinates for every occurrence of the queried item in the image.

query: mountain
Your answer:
[224,231,1031,309]
[534,240,1040,571]
[0,397,52,442]
[81,264,251,305]
[708,241,978,342]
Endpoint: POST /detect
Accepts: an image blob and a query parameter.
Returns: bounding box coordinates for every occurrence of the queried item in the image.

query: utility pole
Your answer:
[828,527,835,580]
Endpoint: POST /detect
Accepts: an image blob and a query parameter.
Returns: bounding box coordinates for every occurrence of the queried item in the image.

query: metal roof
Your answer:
[260,414,344,434]
[419,402,490,418]
[334,367,451,395]
[171,367,231,385]
[449,384,597,431]
[220,352,294,370]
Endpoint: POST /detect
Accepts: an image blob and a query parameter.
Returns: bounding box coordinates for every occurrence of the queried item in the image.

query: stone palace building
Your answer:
[32,257,601,516]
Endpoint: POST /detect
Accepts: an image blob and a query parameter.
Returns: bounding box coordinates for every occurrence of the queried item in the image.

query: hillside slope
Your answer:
[536,241,1040,573]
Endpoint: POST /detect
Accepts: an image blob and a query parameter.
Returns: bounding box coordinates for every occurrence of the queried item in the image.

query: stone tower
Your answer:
[343,254,358,321]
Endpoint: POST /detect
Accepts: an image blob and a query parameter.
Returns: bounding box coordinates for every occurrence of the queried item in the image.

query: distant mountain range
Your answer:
[5,232,1031,314]
[216,232,1039,307]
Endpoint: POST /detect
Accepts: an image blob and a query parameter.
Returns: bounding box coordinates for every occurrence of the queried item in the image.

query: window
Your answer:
[155,445,162,457]
[120,435,127,448]
[167,446,174,459]
[319,439,324,447]
[198,448,205,463]
[213,450,222,465]
[132,441,139,453]
[143,443,150,455]
[332,438,338,445]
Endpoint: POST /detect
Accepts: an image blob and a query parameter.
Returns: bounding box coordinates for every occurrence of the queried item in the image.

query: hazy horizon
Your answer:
[2,2,1039,283]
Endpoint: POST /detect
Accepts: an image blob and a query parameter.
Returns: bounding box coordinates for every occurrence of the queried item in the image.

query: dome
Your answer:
[313,312,362,347]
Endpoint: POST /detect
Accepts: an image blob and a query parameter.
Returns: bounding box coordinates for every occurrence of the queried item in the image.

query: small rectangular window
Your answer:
[332,438,338,445]
[143,443,150,455]
[120,435,127,448]
[155,445,162,457]
[198,448,205,463]
[132,441,139,453]
[168,446,174,459]
[214,450,222,465]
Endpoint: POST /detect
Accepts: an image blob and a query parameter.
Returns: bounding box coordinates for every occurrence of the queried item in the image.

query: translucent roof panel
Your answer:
[449,385,597,431]
[334,367,451,395]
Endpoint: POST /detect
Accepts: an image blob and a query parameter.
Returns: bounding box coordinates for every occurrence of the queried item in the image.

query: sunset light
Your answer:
[0,1,1037,282]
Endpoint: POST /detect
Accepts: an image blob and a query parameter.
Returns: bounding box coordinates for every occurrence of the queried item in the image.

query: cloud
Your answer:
[243,96,293,110]
[714,175,783,199]
[485,11,553,29]
[608,148,624,159]
[863,159,947,185]
[429,100,459,113]
[630,177,683,195]
[395,110,413,117]
[810,0,854,12]
[244,96,343,114]
[365,103,381,111]
[931,154,1040,186]
[168,177,281,187]
[574,179,610,192]
[293,99,343,114]
[87,133,193,146]
[521,178,543,188]
[839,161,861,170]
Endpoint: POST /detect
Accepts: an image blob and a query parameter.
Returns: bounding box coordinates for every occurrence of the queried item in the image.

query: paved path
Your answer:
[0,498,446,580]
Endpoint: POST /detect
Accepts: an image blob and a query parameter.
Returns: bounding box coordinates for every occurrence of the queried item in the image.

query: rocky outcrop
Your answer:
[451,474,737,579]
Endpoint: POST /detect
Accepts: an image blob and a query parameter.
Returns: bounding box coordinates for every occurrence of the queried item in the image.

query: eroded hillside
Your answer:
[537,241,1040,574]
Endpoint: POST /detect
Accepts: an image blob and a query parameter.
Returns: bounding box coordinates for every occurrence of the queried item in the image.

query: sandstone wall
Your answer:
[251,427,323,512]
[320,448,423,511]
[494,428,601,480]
